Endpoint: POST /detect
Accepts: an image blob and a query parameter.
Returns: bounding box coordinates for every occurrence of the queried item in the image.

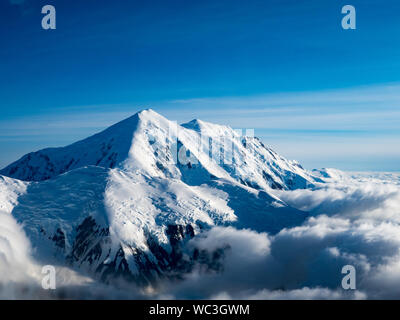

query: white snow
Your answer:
[0,109,316,285]
[0,175,28,213]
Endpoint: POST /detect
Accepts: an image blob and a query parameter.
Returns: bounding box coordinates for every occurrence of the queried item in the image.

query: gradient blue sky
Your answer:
[1,0,400,171]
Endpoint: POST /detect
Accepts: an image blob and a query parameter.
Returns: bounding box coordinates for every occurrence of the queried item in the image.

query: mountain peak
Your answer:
[181,119,204,132]
[136,108,161,119]
[135,108,171,127]
[182,118,235,138]
[0,109,172,181]
[0,110,318,193]
[0,106,315,287]
[112,108,163,128]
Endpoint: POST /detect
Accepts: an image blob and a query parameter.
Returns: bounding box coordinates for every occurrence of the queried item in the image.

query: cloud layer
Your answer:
[2,83,400,170]
[159,172,400,299]
[2,171,400,299]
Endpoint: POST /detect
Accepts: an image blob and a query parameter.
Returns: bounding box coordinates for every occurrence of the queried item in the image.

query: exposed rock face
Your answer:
[67,215,200,286]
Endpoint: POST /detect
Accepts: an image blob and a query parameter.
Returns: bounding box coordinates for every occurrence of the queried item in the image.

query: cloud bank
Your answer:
[2,171,400,299]
[159,171,400,299]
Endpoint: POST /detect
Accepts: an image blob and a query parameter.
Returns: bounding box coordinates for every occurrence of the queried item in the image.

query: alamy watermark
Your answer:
[147,121,255,166]
[341,265,356,290]
[41,5,56,30]
[40,5,356,31]
[342,5,356,30]
[41,265,56,290]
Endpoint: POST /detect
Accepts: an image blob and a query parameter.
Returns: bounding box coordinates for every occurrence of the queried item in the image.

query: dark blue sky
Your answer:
[1,0,400,170]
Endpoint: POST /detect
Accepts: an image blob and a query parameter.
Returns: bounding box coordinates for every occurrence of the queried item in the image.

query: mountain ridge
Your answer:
[0,109,320,191]
[0,109,319,286]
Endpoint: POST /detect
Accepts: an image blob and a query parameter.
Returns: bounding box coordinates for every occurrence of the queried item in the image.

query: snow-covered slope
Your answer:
[0,109,320,191]
[0,175,27,213]
[0,114,141,181]
[181,118,319,190]
[0,109,319,285]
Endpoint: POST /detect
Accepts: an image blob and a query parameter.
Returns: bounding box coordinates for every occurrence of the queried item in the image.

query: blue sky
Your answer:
[1,0,400,170]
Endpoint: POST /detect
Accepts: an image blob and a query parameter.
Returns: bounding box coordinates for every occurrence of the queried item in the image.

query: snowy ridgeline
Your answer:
[0,109,326,287]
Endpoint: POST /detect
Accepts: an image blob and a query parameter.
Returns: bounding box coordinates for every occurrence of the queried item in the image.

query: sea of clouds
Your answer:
[164,171,400,300]
[1,170,400,299]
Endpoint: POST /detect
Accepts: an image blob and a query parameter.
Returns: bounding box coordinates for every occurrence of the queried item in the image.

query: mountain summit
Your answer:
[0,109,318,190]
[0,109,321,285]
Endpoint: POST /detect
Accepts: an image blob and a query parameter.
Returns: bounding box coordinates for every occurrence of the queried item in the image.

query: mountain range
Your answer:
[0,109,323,286]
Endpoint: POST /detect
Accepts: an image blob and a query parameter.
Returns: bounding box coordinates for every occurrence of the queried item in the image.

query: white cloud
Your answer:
[3,171,400,299]
[3,83,400,171]
[211,288,366,300]
[147,172,400,299]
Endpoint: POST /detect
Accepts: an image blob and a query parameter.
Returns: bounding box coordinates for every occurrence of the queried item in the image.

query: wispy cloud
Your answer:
[1,83,400,170]
[161,83,400,128]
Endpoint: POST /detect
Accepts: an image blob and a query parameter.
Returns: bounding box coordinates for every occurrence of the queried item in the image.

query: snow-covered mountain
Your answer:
[0,109,322,286]
[1,109,318,190]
